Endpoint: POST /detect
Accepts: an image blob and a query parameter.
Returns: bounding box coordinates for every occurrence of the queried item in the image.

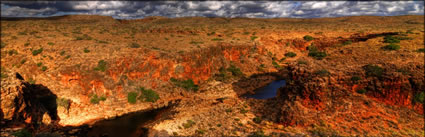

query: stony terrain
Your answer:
[1,15,424,136]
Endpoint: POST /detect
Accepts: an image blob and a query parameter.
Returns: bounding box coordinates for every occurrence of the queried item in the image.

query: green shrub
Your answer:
[37,62,43,67]
[351,76,361,83]
[128,92,138,104]
[383,35,400,43]
[381,43,400,51]
[363,64,384,78]
[356,89,367,94]
[211,38,223,41]
[182,120,195,129]
[65,55,71,59]
[253,117,262,124]
[196,129,206,135]
[272,61,281,69]
[90,94,106,104]
[41,66,47,71]
[190,41,204,45]
[170,78,199,91]
[138,87,160,102]
[416,48,425,53]
[83,48,90,53]
[32,48,43,56]
[303,35,314,41]
[129,43,140,48]
[20,59,27,64]
[314,69,330,77]
[307,45,327,60]
[12,129,31,137]
[94,60,107,72]
[342,40,352,45]
[60,51,65,56]
[47,42,54,46]
[227,65,244,77]
[251,36,258,41]
[284,52,297,57]
[8,49,18,56]
[413,92,424,104]
[308,51,327,60]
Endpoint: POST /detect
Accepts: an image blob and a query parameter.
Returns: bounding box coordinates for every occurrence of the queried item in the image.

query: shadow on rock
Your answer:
[2,73,60,131]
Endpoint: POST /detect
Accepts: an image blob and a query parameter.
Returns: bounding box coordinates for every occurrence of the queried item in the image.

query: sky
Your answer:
[1,1,424,19]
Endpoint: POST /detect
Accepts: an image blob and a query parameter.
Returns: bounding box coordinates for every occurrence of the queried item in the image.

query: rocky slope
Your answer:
[1,15,424,136]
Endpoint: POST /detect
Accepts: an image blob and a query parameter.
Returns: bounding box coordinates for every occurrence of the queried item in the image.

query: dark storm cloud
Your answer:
[1,1,424,19]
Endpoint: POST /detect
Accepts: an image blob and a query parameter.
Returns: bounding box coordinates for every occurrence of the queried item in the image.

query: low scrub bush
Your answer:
[351,76,361,83]
[342,40,352,45]
[383,35,400,43]
[303,35,314,41]
[253,116,262,124]
[415,48,424,53]
[307,45,327,60]
[138,87,160,102]
[272,61,281,69]
[381,43,400,51]
[356,89,367,94]
[90,94,106,104]
[227,65,244,77]
[363,64,384,78]
[170,78,199,91]
[128,92,138,104]
[32,48,43,56]
[94,60,107,72]
[314,69,330,77]
[83,48,90,53]
[413,92,424,104]
[251,36,258,41]
[284,52,297,57]
[12,129,31,137]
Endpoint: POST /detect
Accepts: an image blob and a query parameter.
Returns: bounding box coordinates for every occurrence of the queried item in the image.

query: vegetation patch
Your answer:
[303,35,314,41]
[253,116,262,124]
[351,76,361,83]
[272,61,281,69]
[12,129,31,137]
[415,48,424,53]
[83,48,90,53]
[250,36,258,41]
[90,94,106,104]
[307,45,327,60]
[137,87,160,103]
[227,65,244,77]
[93,60,107,72]
[170,78,199,91]
[356,89,367,94]
[314,69,330,77]
[363,64,384,78]
[211,38,223,41]
[284,52,297,57]
[182,120,196,129]
[413,92,424,104]
[342,40,352,45]
[32,48,43,56]
[381,43,400,51]
[383,35,400,43]
[128,92,138,104]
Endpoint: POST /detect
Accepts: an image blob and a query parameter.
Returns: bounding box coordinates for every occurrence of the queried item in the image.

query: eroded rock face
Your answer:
[1,72,59,129]
[276,62,424,128]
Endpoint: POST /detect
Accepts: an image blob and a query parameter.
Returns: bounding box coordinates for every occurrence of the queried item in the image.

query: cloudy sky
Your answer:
[1,1,424,19]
